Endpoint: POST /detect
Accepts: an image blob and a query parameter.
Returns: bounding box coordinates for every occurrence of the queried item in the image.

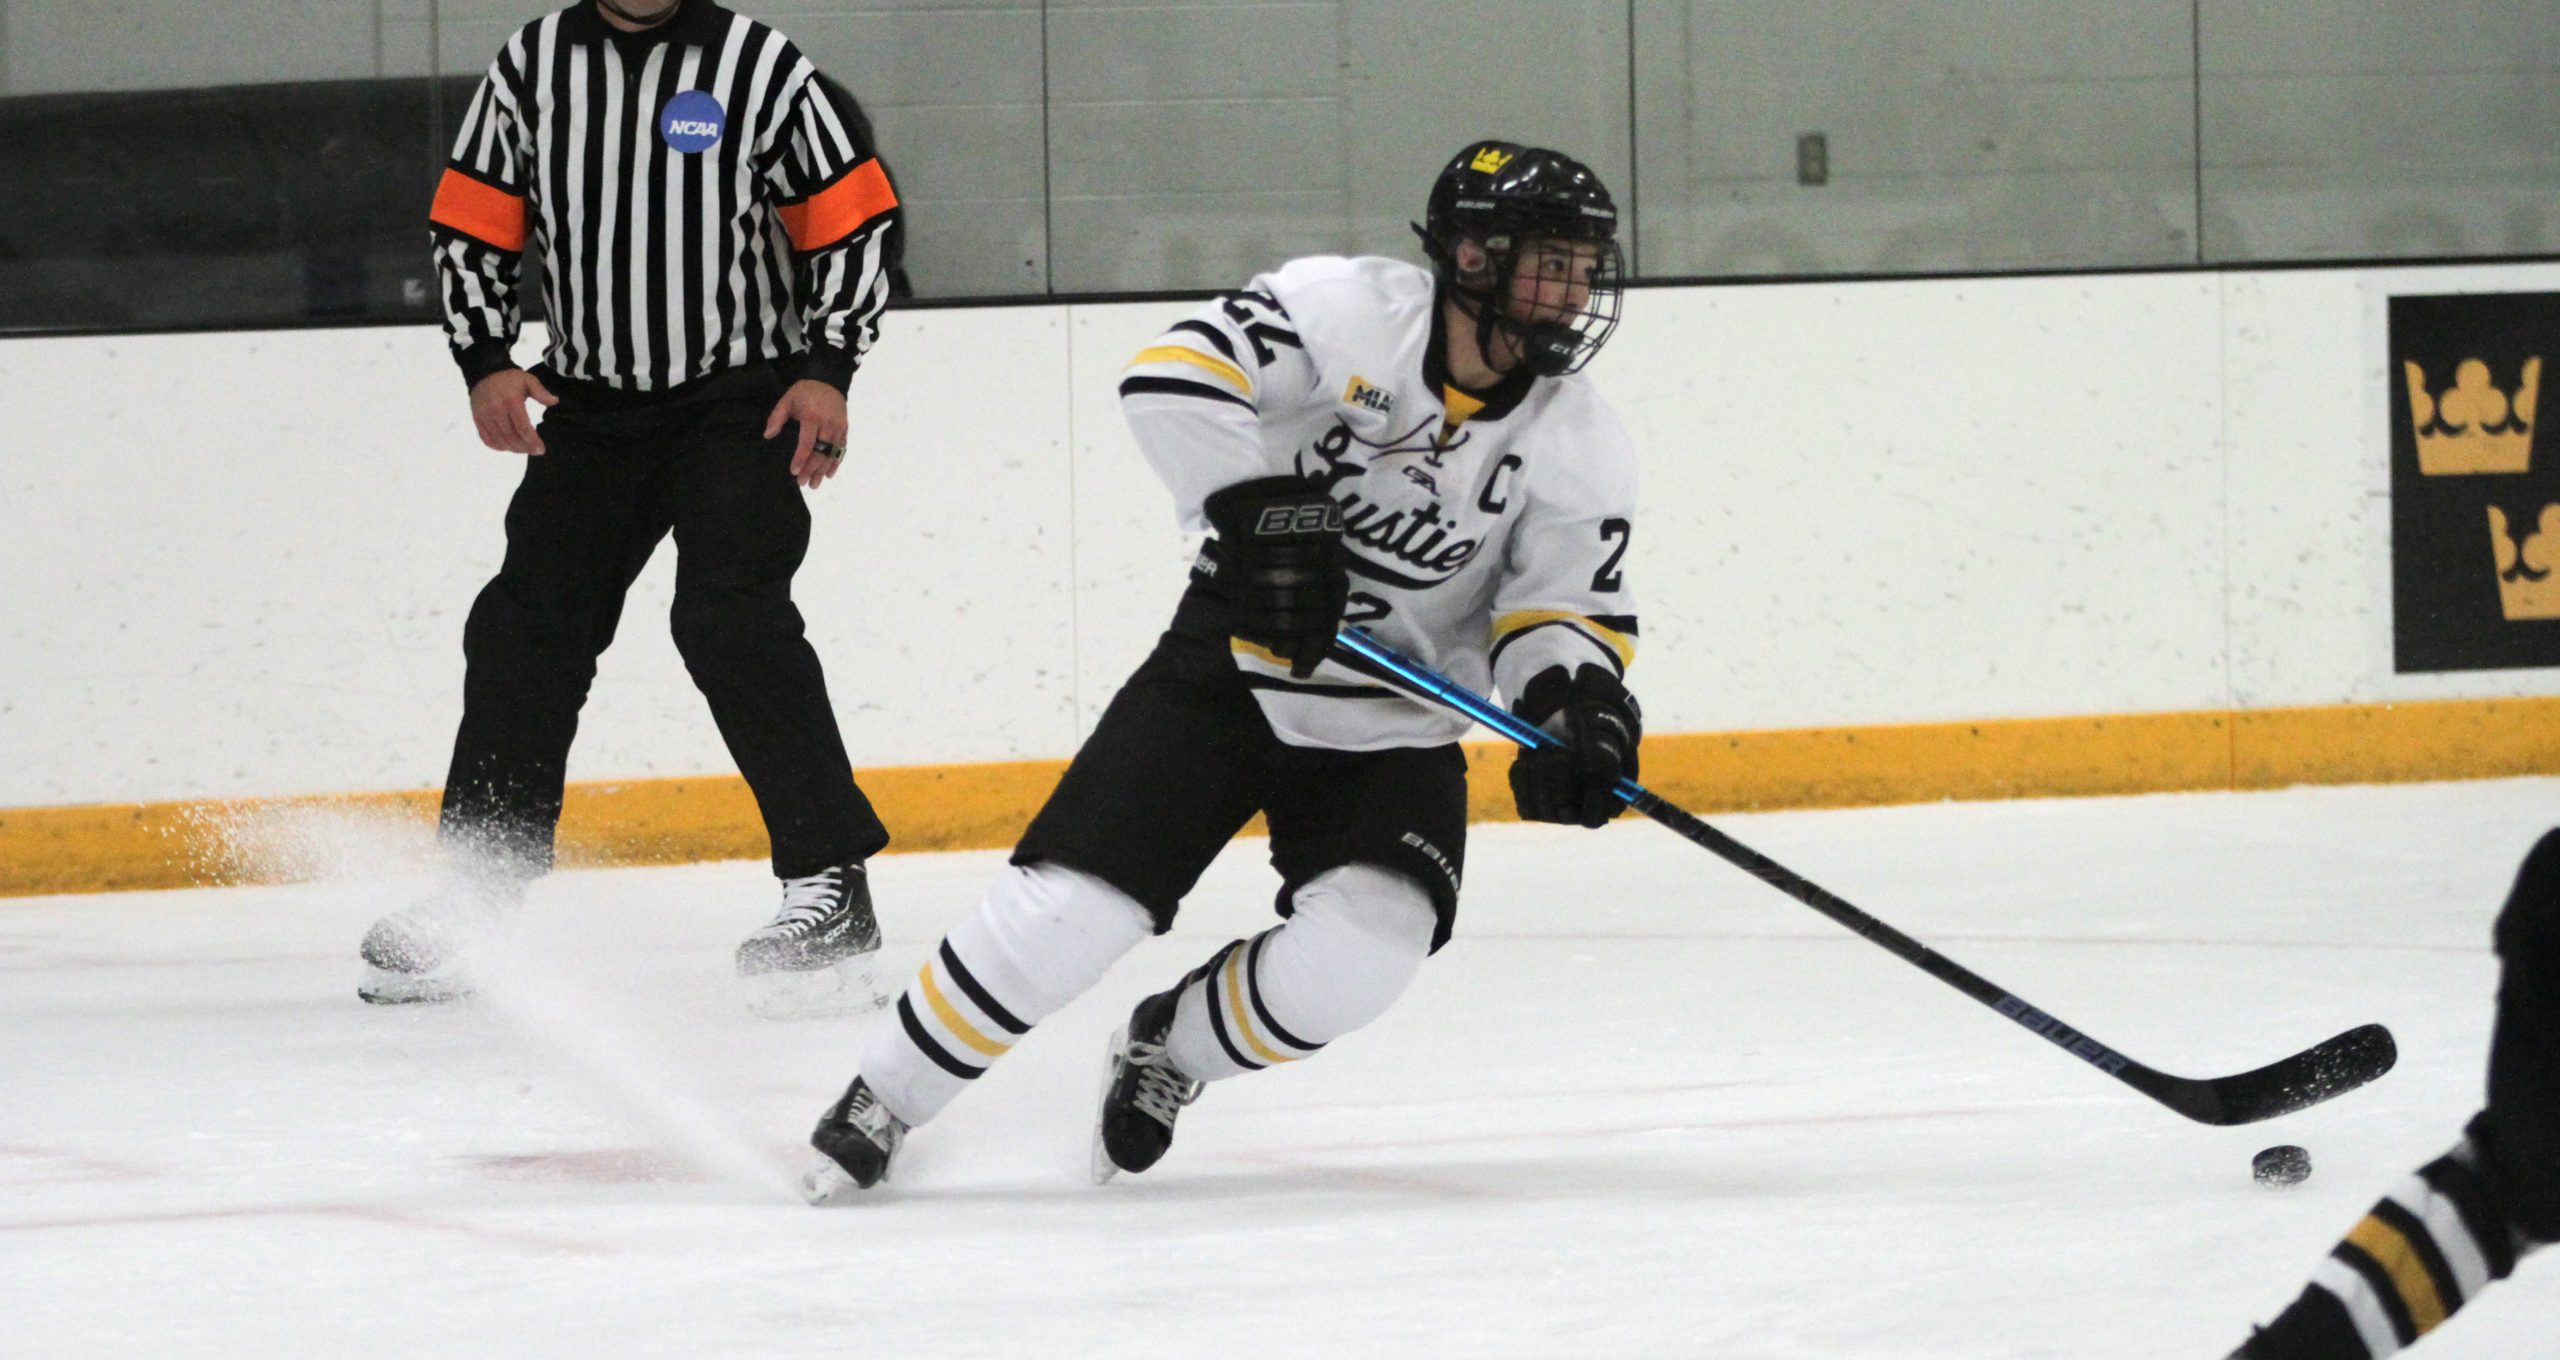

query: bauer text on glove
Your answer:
[1200,476,1351,679]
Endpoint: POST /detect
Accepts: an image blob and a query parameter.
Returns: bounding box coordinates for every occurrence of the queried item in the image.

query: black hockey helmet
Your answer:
[1414,140,1624,377]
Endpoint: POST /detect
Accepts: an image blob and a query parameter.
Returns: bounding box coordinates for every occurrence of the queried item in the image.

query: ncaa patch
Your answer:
[660,90,725,153]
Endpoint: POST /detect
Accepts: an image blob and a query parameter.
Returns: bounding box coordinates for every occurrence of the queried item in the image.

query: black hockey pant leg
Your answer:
[662,392,883,878]
[1011,632,1275,925]
[2481,827,2560,1243]
[440,432,667,874]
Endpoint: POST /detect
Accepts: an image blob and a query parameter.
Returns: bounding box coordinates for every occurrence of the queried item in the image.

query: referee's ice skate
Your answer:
[737,864,890,1019]
[356,875,520,1005]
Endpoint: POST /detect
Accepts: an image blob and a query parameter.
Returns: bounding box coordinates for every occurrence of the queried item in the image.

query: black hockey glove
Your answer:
[1200,476,1350,679]
[1508,664,1641,828]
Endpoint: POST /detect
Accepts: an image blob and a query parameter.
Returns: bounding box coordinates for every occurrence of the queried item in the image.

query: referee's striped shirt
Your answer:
[429,0,899,395]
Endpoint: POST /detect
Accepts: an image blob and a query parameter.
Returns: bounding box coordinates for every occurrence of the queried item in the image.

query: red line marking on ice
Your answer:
[0,1141,161,1182]
[1261,1077,1766,1119]
[468,1148,703,1184]
[1460,930,2482,955]
[1275,1104,2000,1157]
[0,1201,608,1254]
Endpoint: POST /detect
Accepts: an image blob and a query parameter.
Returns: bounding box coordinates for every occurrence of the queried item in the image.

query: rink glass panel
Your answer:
[2195,3,2560,265]
[0,0,2554,334]
[1627,0,2200,279]
[1037,0,1634,294]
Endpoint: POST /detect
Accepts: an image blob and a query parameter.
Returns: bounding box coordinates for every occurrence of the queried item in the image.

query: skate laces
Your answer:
[764,869,846,936]
[845,1082,903,1143]
[1124,1040,1203,1127]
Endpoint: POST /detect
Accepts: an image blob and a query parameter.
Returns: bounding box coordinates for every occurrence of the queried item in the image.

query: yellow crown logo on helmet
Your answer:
[1469,146,1515,175]
[2407,357,2539,476]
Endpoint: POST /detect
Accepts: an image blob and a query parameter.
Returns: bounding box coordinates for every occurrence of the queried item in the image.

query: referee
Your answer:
[359,0,901,1019]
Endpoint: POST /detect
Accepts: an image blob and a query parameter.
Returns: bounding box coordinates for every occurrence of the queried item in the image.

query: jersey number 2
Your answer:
[1591,519,1630,593]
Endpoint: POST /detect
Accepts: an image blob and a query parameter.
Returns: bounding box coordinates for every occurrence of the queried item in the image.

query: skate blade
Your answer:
[801,1157,874,1206]
[1089,1024,1129,1187]
[357,965,473,1005]
[744,955,891,1021]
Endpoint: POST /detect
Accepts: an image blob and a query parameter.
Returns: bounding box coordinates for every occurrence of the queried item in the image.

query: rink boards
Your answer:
[3,260,2557,893]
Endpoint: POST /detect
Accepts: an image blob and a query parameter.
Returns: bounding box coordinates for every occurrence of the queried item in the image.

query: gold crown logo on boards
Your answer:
[2491,504,2560,620]
[2406,356,2539,476]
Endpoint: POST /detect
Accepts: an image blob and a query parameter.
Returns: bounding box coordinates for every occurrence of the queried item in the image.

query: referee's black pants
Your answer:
[438,363,888,880]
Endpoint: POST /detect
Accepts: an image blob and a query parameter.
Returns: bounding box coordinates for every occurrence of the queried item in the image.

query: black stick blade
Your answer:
[2133,1024,2399,1126]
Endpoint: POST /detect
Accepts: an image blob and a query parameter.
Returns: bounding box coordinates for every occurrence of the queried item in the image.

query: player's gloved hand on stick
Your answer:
[1201,476,1349,679]
[1508,663,1641,827]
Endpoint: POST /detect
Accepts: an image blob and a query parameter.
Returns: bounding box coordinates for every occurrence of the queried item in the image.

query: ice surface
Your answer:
[7,779,2556,1358]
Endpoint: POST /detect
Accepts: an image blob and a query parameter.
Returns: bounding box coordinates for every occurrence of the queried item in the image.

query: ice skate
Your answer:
[803,1075,905,1204]
[357,875,520,1005]
[738,864,890,1020]
[1091,987,1204,1184]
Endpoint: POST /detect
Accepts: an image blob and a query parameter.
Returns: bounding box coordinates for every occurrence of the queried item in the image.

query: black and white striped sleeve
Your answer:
[426,42,534,389]
[761,66,900,390]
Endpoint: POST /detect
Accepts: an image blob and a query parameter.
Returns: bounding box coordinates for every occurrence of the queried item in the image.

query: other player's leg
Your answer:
[2231,828,2559,1358]
[363,407,667,1004]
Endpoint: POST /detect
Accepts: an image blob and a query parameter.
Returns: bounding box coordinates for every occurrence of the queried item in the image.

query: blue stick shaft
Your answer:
[1334,627,1638,802]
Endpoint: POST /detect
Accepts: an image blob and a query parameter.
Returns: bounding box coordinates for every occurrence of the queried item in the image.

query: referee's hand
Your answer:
[767,379,851,490]
[470,369,559,455]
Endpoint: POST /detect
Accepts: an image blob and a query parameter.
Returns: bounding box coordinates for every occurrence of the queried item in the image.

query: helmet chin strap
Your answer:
[597,0,681,28]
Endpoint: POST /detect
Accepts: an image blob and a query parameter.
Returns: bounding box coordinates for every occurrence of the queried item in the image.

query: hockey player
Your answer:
[2230,828,2559,1357]
[803,140,1645,1196]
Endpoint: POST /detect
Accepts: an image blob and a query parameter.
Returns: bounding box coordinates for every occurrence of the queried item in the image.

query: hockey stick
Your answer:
[1333,627,2397,1126]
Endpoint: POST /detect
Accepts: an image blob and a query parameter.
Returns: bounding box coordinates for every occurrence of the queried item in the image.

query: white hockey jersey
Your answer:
[1119,255,1640,751]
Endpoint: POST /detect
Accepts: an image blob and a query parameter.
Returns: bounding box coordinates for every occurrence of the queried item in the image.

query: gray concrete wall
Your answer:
[5,0,390,92]
[1632,0,2198,277]
[2200,0,2560,260]
[3,0,2555,296]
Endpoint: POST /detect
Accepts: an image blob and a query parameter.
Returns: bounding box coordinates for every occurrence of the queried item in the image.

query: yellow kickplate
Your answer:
[5,696,2555,899]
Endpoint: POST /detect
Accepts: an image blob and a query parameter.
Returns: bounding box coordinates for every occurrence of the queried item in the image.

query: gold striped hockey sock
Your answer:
[891,938,1031,1090]
[1164,865,1436,1082]
[2237,1139,2532,1358]
[1181,930,1331,1078]
[856,863,1153,1126]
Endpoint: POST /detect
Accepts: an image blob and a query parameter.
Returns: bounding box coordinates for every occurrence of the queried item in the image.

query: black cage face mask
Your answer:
[1460,235,1625,378]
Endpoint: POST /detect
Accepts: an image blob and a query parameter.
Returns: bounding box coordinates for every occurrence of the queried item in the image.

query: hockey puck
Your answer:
[2253,1144,2312,1187]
